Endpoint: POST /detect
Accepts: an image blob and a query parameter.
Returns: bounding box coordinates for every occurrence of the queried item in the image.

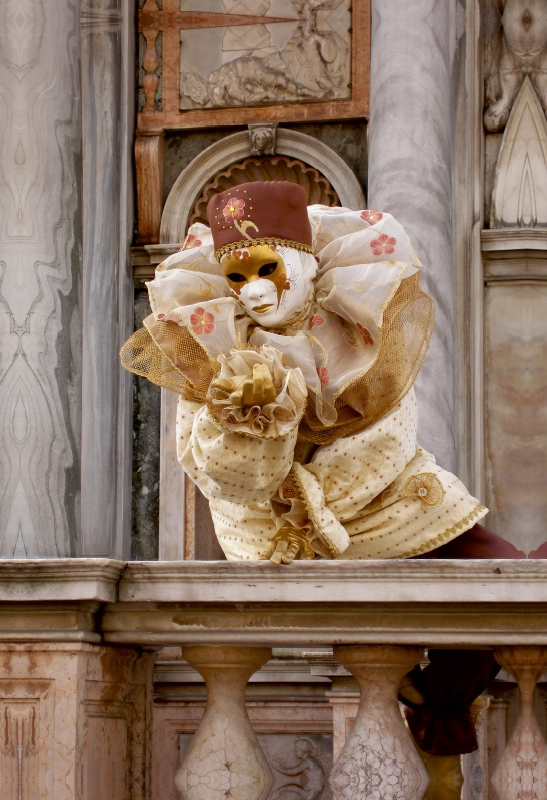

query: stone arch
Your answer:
[160,129,366,244]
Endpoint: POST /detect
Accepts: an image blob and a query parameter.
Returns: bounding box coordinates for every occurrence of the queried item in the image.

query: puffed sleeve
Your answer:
[176,397,298,505]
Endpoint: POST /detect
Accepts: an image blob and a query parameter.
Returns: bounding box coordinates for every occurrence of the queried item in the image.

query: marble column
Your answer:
[368,0,457,472]
[79,0,134,558]
[0,0,82,556]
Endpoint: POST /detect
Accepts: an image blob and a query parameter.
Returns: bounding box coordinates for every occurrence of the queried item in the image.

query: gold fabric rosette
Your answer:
[207,345,307,438]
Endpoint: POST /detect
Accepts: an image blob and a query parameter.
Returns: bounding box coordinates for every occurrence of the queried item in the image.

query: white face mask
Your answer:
[222,245,315,328]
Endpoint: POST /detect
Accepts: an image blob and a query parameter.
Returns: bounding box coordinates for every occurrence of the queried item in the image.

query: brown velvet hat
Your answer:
[207,181,313,261]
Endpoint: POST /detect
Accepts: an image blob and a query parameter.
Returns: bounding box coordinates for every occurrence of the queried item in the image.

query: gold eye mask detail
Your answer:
[222,245,287,305]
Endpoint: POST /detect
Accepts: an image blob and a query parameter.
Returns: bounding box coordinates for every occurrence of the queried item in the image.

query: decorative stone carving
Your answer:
[329,645,429,800]
[484,0,547,133]
[259,734,331,800]
[178,0,351,111]
[249,123,278,156]
[189,155,339,227]
[491,646,547,800]
[490,76,547,227]
[175,645,274,800]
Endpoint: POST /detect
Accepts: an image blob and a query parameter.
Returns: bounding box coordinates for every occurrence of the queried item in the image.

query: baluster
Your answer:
[141,28,159,112]
[329,645,429,800]
[175,645,273,800]
[491,646,547,800]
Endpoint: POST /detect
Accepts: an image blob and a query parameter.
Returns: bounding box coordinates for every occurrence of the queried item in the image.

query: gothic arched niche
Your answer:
[160,129,365,244]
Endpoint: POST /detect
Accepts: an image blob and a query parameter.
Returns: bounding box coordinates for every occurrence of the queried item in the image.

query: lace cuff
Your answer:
[207,345,307,439]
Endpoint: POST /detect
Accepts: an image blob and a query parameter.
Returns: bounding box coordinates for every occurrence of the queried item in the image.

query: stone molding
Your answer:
[481,228,547,279]
[159,129,366,244]
[116,559,547,603]
[0,558,124,602]
[482,229,547,252]
[0,559,546,647]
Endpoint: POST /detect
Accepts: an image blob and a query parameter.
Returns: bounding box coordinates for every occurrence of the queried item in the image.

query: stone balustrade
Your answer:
[1,559,547,799]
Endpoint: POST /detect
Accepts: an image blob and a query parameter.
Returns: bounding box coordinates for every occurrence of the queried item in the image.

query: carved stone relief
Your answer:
[249,122,279,156]
[189,155,339,227]
[178,733,333,800]
[179,0,351,110]
[483,1,547,226]
[484,0,547,132]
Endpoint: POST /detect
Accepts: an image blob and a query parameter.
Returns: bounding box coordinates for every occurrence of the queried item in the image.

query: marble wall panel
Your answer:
[485,282,547,554]
[0,0,82,556]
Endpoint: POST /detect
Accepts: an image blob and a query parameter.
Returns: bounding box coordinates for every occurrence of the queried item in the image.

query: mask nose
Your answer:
[244,279,274,303]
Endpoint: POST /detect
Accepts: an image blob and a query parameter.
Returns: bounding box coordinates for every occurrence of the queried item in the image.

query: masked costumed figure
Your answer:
[121,181,523,782]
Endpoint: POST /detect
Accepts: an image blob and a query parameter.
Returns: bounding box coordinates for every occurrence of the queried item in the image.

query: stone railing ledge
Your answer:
[117,558,547,604]
[0,558,125,603]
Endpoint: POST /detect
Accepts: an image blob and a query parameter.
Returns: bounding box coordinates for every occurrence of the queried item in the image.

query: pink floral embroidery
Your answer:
[179,234,202,251]
[361,210,383,225]
[356,323,374,345]
[222,197,245,224]
[370,232,397,256]
[189,307,215,335]
[318,366,330,387]
[310,315,324,328]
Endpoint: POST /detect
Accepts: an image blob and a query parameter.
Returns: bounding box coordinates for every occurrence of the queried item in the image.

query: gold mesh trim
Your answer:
[297,273,435,445]
[119,315,218,403]
[216,238,313,261]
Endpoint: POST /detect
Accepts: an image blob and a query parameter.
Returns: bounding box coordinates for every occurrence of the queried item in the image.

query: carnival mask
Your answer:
[222,244,314,327]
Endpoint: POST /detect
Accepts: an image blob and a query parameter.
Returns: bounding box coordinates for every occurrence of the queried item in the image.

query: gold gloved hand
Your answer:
[212,363,276,407]
[259,525,315,565]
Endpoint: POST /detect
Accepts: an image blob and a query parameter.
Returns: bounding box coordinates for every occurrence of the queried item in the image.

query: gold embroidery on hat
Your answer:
[234,218,259,240]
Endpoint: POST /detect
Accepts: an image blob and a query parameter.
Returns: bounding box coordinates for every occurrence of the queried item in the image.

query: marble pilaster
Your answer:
[0,643,156,800]
[368,0,457,472]
[80,0,134,558]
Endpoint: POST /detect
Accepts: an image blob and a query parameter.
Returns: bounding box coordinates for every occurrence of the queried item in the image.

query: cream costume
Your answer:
[121,182,486,561]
